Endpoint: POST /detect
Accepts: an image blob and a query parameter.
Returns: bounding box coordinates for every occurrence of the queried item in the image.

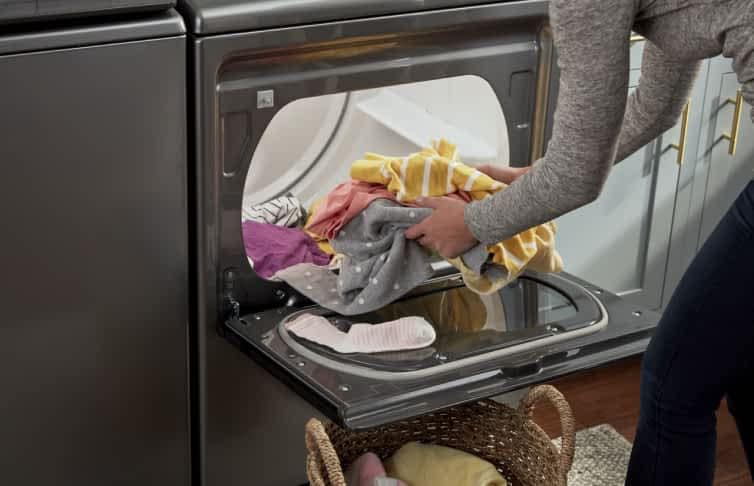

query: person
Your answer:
[405,0,754,484]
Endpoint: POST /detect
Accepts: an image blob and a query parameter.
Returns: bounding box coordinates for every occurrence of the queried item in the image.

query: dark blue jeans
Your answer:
[625,181,754,485]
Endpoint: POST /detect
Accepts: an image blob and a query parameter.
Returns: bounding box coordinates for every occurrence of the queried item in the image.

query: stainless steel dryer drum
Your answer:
[179,1,662,485]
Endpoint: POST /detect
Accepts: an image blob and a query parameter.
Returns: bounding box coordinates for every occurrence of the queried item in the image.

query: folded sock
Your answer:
[285,313,436,354]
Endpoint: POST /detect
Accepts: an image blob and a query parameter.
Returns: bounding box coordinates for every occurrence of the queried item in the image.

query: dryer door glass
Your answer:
[275,275,596,376]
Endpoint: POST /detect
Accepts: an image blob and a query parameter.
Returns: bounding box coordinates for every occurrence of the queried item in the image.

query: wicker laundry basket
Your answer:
[305,385,575,486]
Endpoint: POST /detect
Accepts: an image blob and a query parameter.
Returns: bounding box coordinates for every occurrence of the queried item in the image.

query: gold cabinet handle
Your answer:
[670,100,691,166]
[630,34,645,44]
[722,89,744,156]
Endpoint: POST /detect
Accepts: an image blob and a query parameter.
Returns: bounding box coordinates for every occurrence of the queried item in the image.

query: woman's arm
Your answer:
[465,0,635,245]
[615,42,702,163]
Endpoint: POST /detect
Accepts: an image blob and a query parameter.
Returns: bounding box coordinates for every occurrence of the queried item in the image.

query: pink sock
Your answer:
[286,313,435,353]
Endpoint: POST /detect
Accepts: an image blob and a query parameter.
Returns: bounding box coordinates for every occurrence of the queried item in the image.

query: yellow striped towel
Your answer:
[351,139,563,294]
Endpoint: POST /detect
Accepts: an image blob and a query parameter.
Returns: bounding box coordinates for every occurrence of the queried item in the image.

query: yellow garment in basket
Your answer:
[385,441,508,486]
[351,139,563,293]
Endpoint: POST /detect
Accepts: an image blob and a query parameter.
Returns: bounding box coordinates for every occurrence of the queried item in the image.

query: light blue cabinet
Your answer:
[555,50,751,311]
[664,56,754,300]
[556,38,702,310]
[692,57,754,247]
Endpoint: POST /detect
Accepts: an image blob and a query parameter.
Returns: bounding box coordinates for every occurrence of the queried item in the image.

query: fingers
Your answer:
[406,221,435,251]
[405,221,425,240]
[414,197,443,209]
[406,224,433,249]
[444,246,463,259]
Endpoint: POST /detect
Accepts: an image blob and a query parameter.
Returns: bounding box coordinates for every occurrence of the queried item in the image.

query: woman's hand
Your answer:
[404,165,529,258]
[477,164,530,184]
[405,197,478,259]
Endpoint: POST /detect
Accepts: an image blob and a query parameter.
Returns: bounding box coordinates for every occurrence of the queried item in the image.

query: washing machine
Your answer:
[0,2,189,486]
[0,0,174,23]
[178,1,660,485]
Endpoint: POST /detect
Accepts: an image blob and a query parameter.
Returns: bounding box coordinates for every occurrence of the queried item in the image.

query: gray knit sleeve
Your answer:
[465,0,634,245]
[615,41,702,163]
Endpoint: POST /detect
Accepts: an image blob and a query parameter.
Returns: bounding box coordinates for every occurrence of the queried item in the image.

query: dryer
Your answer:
[178,1,659,485]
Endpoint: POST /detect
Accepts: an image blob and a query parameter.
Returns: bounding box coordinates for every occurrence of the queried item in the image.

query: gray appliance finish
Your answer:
[0,9,189,486]
[182,1,660,485]
[0,0,175,24]
[180,0,523,34]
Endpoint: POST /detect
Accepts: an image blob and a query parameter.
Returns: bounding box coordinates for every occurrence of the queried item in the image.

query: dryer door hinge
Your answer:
[226,296,240,321]
[223,268,241,322]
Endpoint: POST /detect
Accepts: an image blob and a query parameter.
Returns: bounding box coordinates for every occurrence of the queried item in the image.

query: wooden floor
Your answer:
[532,357,751,485]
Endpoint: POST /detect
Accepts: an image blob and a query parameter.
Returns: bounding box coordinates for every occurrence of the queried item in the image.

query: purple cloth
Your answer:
[243,221,331,278]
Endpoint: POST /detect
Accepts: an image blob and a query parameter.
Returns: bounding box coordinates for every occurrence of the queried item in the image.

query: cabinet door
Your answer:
[690,57,754,248]
[555,70,702,310]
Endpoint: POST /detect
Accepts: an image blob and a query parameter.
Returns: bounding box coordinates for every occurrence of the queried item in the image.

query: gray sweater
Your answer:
[465,0,754,245]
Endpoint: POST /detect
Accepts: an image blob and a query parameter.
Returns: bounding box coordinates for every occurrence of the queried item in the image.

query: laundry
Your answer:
[385,441,508,486]
[285,313,436,354]
[243,221,330,279]
[305,180,400,241]
[275,199,437,315]
[305,179,471,242]
[449,255,511,295]
[278,198,513,314]
[307,228,335,256]
[242,194,307,227]
[351,139,503,202]
[449,244,511,295]
[350,139,563,291]
[345,452,407,486]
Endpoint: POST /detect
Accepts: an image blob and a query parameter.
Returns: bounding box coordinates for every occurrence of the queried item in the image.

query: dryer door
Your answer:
[225,272,656,429]
[196,1,660,430]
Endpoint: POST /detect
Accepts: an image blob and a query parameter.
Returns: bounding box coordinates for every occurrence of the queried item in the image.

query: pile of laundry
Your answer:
[244,138,563,316]
[344,442,508,486]
[242,194,332,278]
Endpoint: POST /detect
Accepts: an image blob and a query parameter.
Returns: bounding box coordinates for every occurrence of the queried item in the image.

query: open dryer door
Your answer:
[225,272,655,429]
[194,0,659,430]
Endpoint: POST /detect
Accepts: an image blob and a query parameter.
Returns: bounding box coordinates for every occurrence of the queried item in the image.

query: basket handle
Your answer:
[518,385,576,478]
[305,418,347,486]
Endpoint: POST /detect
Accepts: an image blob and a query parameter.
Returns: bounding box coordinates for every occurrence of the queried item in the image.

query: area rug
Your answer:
[554,424,632,486]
